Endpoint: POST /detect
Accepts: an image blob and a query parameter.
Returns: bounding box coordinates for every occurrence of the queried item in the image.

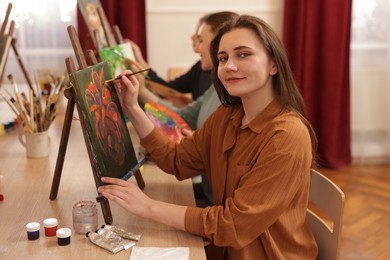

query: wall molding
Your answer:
[146,0,283,14]
[147,7,282,15]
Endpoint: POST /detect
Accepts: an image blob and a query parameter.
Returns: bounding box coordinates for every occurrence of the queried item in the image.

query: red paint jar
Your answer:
[43,218,58,237]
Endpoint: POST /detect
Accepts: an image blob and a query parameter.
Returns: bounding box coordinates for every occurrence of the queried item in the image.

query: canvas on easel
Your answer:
[50,25,145,225]
[98,42,135,78]
[71,61,138,178]
[77,0,116,49]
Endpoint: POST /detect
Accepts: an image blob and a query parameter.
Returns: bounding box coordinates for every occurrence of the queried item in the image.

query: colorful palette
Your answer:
[144,102,191,143]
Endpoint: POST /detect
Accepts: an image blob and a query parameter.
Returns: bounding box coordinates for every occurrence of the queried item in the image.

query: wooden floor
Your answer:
[319,164,390,260]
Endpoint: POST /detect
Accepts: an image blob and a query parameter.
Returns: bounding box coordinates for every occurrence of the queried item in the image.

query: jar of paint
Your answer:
[26,222,40,240]
[72,200,98,234]
[43,218,58,236]
[56,228,71,246]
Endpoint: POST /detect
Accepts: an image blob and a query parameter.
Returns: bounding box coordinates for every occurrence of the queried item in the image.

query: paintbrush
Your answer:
[3,87,19,109]
[8,74,33,133]
[53,75,66,95]
[20,92,31,115]
[34,97,43,132]
[105,68,151,84]
[33,70,42,98]
[29,89,35,132]
[0,89,19,116]
[121,156,147,181]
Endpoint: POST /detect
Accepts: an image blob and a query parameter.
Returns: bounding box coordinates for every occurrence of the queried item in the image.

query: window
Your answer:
[350,0,390,162]
[1,0,77,83]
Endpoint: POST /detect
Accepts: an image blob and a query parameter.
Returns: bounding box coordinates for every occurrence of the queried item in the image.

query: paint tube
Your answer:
[101,224,142,241]
[86,229,135,253]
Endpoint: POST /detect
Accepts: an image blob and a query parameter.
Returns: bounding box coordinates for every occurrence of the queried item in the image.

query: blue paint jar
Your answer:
[26,222,40,240]
[56,228,71,246]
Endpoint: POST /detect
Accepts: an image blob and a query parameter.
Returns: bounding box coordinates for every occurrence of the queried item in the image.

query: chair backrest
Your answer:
[307,169,345,260]
[167,67,188,81]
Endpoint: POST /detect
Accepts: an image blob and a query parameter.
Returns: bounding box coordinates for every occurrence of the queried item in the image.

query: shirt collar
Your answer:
[230,98,284,134]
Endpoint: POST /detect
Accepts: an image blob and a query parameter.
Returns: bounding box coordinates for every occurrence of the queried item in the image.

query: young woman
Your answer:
[98,15,318,259]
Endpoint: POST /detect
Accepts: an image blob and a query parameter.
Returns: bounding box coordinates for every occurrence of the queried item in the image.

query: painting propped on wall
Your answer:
[70,61,138,179]
[99,42,135,78]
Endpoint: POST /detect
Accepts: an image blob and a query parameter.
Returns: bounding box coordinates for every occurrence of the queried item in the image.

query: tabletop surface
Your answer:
[0,98,206,259]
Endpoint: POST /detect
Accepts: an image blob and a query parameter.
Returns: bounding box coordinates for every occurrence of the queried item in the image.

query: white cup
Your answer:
[18,131,50,158]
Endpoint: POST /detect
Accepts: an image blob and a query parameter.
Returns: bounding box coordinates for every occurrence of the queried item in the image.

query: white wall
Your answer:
[145,0,284,78]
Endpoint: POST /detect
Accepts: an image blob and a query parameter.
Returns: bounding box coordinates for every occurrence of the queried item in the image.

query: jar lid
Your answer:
[26,222,40,232]
[56,228,71,238]
[43,218,58,228]
[73,200,96,208]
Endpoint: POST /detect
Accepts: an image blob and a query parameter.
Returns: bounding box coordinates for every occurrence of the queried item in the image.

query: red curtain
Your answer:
[77,0,147,59]
[282,0,352,169]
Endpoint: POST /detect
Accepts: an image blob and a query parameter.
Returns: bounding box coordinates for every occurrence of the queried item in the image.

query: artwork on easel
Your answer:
[70,61,138,179]
[77,0,115,49]
[98,42,135,78]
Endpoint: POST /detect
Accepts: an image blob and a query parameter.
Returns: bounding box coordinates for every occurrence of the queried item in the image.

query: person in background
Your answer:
[131,12,236,130]
[129,14,211,101]
[99,14,318,259]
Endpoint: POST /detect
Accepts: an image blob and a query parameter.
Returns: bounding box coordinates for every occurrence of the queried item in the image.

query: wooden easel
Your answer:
[0,3,36,95]
[49,25,145,225]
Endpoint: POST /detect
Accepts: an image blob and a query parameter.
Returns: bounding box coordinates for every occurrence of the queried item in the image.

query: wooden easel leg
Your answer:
[11,39,36,96]
[49,87,75,200]
[134,169,145,190]
[96,196,113,224]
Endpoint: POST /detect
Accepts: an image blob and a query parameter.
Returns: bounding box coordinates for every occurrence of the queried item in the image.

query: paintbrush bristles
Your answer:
[7,74,15,84]
[7,74,20,94]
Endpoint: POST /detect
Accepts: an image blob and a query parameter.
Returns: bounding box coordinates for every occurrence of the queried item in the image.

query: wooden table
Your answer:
[0,105,206,259]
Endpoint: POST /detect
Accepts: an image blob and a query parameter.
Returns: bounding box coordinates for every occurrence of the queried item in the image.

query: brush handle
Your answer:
[105,68,151,83]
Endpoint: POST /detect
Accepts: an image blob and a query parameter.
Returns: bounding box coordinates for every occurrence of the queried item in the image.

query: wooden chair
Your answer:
[167,66,188,81]
[307,169,345,260]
